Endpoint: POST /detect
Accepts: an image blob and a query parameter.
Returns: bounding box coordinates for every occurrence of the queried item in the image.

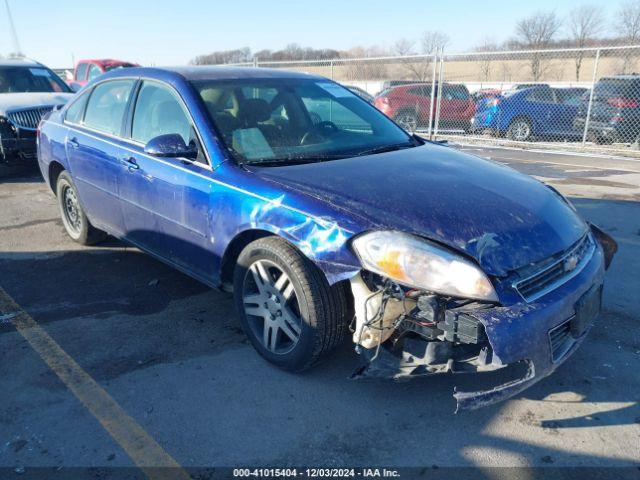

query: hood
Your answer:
[249,144,587,276]
[0,92,74,114]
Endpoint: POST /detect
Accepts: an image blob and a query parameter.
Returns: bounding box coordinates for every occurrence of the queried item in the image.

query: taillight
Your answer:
[607,97,638,108]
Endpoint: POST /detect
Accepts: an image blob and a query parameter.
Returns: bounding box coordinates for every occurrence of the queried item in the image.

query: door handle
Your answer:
[120,156,140,170]
[67,137,80,149]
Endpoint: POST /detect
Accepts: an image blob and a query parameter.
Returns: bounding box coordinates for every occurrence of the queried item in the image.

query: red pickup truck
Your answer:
[67,59,139,91]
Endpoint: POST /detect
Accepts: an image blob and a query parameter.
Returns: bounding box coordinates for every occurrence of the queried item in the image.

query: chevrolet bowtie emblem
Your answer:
[564,254,579,272]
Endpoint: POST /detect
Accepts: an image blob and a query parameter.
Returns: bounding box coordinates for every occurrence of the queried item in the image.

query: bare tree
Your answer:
[392,38,425,81]
[421,31,449,55]
[475,38,499,81]
[392,32,447,82]
[617,0,640,72]
[514,11,562,80]
[342,46,390,82]
[569,5,605,80]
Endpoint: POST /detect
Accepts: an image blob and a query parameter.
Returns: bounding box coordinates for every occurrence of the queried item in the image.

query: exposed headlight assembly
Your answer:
[351,231,498,302]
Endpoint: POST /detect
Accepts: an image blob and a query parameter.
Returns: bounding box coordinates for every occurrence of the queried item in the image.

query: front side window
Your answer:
[83,79,135,135]
[192,78,414,165]
[131,81,194,146]
[0,66,70,93]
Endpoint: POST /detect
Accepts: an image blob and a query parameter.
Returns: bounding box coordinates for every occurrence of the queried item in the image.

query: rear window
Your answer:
[595,79,640,99]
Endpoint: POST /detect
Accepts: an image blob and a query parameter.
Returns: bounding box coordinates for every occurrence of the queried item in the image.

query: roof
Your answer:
[0,58,42,67]
[602,74,640,80]
[77,59,138,67]
[144,66,322,81]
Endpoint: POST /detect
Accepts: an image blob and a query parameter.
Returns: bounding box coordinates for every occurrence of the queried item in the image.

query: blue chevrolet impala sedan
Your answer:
[37,67,616,410]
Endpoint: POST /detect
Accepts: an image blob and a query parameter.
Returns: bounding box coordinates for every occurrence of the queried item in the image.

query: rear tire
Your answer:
[393,110,418,133]
[233,236,348,372]
[56,171,106,245]
[506,118,532,141]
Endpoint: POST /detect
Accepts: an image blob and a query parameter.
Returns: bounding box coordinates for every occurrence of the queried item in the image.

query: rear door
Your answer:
[119,79,215,280]
[64,79,136,235]
[522,88,555,134]
[552,89,584,136]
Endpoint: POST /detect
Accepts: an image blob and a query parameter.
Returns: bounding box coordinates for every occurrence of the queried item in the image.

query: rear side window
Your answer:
[442,85,469,100]
[526,88,555,103]
[556,89,584,106]
[84,79,135,136]
[407,86,431,96]
[87,64,103,82]
[75,63,88,81]
[65,91,90,124]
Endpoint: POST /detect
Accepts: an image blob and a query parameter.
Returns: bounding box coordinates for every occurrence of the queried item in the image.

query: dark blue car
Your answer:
[471,86,587,141]
[37,67,615,410]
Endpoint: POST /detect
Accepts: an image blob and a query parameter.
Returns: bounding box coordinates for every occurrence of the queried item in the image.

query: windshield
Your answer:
[0,66,71,94]
[192,78,415,165]
[104,63,136,72]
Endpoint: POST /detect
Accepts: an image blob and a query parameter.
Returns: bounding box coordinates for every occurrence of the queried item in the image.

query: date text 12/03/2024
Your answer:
[232,468,401,477]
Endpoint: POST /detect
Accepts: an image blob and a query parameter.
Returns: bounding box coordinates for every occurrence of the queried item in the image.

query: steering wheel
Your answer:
[300,120,339,145]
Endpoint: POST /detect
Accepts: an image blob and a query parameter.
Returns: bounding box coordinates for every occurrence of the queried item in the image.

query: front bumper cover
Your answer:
[351,228,613,412]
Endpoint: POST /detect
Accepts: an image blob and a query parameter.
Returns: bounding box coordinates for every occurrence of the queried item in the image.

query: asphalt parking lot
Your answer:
[1,146,639,477]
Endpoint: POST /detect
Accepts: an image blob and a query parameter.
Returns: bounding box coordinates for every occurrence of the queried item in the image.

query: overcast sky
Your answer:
[1,0,629,67]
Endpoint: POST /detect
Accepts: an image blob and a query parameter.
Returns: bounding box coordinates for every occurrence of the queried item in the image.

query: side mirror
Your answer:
[144,134,198,159]
[69,83,81,93]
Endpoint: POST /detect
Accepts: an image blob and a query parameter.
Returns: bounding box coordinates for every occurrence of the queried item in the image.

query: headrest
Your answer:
[239,98,271,126]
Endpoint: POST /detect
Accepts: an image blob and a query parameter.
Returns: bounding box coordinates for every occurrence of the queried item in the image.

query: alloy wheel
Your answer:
[395,113,418,132]
[510,121,531,141]
[242,260,303,355]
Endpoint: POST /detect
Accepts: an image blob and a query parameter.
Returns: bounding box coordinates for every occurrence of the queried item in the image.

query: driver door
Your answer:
[118,80,216,280]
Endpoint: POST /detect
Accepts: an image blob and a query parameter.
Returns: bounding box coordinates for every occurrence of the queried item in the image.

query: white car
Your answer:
[0,59,73,165]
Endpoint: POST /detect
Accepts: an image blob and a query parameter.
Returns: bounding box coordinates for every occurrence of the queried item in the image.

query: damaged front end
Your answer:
[348,226,616,412]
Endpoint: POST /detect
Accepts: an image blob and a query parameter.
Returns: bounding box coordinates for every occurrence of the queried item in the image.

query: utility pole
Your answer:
[5,0,24,58]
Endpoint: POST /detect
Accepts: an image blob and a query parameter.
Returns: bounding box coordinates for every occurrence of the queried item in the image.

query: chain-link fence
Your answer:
[230,45,640,156]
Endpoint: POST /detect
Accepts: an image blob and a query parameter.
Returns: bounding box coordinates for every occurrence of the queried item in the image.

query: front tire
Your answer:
[56,171,106,245]
[233,237,348,372]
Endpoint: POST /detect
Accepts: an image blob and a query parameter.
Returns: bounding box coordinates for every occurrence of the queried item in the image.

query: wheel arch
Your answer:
[48,161,66,195]
[219,229,275,290]
[218,223,361,291]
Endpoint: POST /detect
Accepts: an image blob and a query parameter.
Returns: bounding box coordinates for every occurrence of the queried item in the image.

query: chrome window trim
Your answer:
[44,118,354,233]
[513,235,595,303]
[62,76,212,169]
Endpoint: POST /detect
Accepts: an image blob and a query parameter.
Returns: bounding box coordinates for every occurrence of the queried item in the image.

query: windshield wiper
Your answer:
[354,142,415,157]
[242,157,334,167]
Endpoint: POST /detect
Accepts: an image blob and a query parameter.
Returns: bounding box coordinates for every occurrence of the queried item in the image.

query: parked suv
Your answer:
[374,83,475,132]
[0,59,73,165]
[67,59,139,91]
[472,86,586,141]
[574,75,640,145]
